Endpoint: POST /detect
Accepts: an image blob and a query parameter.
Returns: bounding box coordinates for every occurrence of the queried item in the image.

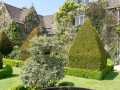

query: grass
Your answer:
[0,67,120,90]
[0,67,22,90]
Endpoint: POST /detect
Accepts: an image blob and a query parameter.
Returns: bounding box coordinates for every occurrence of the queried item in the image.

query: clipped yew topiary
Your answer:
[0,30,13,55]
[20,28,42,61]
[69,18,108,70]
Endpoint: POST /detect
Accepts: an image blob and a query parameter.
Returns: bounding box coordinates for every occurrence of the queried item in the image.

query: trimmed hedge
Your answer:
[69,18,108,70]
[58,82,74,86]
[20,28,42,61]
[0,65,13,79]
[9,84,41,90]
[3,58,24,67]
[0,30,13,55]
[65,59,114,80]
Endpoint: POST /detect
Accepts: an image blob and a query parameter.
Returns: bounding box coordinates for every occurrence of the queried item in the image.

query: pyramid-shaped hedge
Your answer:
[69,18,108,70]
[20,28,42,61]
[0,30,13,55]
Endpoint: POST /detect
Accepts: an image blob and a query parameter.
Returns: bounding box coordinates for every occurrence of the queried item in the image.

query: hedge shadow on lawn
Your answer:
[0,74,18,80]
[102,71,119,80]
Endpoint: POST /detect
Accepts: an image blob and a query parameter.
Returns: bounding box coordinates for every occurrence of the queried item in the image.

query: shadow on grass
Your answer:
[102,70,119,80]
[0,74,19,80]
[58,81,74,86]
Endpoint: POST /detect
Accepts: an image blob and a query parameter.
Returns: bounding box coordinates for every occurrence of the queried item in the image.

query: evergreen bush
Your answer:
[69,18,108,70]
[0,65,13,79]
[20,28,42,61]
[0,30,13,55]
[0,52,3,69]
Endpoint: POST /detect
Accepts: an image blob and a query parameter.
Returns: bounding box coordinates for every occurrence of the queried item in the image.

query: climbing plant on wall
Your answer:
[5,22,22,46]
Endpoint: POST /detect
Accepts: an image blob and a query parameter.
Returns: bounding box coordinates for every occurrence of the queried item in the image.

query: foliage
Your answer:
[20,28,42,61]
[86,2,116,38]
[0,30,13,55]
[65,59,114,80]
[0,65,13,79]
[3,58,24,67]
[0,52,3,69]
[86,2,106,34]
[116,22,120,35]
[58,82,74,86]
[9,84,41,90]
[5,22,22,46]
[54,1,79,51]
[7,45,21,60]
[20,35,64,88]
[69,18,108,70]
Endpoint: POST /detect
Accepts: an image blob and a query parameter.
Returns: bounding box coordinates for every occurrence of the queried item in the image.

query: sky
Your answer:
[2,0,66,15]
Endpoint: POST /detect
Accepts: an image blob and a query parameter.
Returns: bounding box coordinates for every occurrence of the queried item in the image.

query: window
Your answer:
[85,0,89,4]
[74,0,80,3]
[75,17,79,25]
[24,28,28,32]
[119,9,120,19]
[75,16,86,25]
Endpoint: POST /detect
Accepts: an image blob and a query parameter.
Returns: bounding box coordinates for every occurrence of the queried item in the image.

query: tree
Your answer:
[0,30,13,55]
[54,1,79,51]
[20,35,64,88]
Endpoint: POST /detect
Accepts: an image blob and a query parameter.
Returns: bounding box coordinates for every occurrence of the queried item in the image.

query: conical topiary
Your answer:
[0,30,13,55]
[69,18,108,70]
[20,28,42,61]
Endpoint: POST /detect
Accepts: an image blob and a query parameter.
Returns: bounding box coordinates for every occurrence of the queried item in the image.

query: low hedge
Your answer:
[3,58,24,67]
[9,84,41,90]
[64,59,114,80]
[0,65,13,79]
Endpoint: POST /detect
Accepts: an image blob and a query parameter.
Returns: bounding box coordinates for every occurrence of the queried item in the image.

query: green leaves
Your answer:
[20,35,64,88]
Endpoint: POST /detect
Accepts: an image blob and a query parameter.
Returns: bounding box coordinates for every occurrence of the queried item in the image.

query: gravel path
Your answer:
[114,65,120,71]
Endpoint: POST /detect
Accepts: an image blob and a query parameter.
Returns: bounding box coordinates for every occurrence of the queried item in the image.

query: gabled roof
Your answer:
[4,3,30,22]
[39,15,54,28]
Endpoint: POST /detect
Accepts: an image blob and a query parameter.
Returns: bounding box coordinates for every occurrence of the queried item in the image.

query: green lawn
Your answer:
[0,67,120,90]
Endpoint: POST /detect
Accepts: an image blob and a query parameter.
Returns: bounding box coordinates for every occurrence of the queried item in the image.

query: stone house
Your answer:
[73,0,120,25]
[0,1,54,39]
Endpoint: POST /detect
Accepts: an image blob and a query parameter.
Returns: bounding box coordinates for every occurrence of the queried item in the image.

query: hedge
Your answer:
[20,28,42,61]
[0,65,13,79]
[65,59,114,80]
[69,18,108,70]
[3,58,24,67]
[9,84,41,90]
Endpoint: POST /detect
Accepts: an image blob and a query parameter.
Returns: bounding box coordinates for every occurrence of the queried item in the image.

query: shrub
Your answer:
[65,59,114,80]
[7,45,21,60]
[0,52,3,69]
[69,18,108,70]
[0,30,13,55]
[9,84,41,90]
[20,35,64,88]
[0,65,13,79]
[58,82,74,86]
[3,58,24,67]
[20,28,42,61]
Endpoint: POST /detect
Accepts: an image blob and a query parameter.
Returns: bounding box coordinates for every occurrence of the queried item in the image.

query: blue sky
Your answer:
[2,0,66,15]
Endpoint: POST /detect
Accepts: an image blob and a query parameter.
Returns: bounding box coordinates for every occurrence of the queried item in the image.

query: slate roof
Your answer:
[39,15,54,28]
[4,3,30,22]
